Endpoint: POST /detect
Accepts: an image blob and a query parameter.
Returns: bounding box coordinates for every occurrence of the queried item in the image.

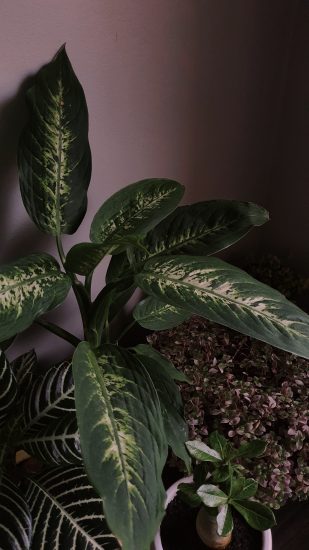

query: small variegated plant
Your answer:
[179,433,276,548]
[0,46,309,550]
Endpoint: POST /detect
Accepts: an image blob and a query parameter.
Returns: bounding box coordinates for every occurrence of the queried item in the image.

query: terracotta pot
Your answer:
[153,476,272,550]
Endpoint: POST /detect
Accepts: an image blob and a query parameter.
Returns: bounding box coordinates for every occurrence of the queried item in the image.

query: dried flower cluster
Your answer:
[149,315,309,509]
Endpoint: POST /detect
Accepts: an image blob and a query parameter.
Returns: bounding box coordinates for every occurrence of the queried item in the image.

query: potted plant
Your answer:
[154,432,276,550]
[1,46,309,550]
[149,314,309,510]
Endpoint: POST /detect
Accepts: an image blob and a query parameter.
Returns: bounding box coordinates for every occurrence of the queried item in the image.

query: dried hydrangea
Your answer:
[149,316,309,509]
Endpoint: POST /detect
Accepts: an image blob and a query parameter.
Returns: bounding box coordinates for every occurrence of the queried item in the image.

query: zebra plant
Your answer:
[0,46,309,550]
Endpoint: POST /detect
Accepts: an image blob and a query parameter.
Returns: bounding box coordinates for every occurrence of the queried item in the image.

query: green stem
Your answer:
[117,319,136,343]
[35,319,81,347]
[56,234,89,339]
[85,272,93,298]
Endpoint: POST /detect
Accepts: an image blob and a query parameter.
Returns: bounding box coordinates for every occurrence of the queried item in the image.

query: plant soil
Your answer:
[160,496,262,550]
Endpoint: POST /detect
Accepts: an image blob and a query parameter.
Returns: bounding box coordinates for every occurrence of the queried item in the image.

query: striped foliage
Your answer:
[73,342,167,550]
[0,473,31,550]
[11,349,37,400]
[136,255,309,359]
[21,414,81,465]
[0,254,71,342]
[0,350,17,429]
[18,46,92,236]
[23,466,119,549]
[22,360,74,434]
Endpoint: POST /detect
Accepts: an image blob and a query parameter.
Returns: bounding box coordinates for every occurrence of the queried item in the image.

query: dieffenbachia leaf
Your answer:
[231,499,276,531]
[186,440,222,463]
[106,253,132,283]
[0,474,31,549]
[132,345,190,468]
[66,242,108,275]
[0,254,71,342]
[20,414,81,465]
[23,466,119,549]
[133,344,189,382]
[0,350,17,429]
[18,46,91,236]
[133,296,191,330]
[132,200,269,264]
[72,342,167,550]
[136,255,309,359]
[22,360,74,433]
[197,484,228,507]
[217,504,233,536]
[90,179,184,254]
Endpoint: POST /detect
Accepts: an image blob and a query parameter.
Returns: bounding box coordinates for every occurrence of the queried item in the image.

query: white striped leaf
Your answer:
[18,46,91,236]
[133,296,191,330]
[0,254,71,342]
[0,473,31,549]
[133,200,269,264]
[73,342,167,550]
[11,350,37,401]
[132,345,190,468]
[23,466,119,549]
[22,360,74,434]
[21,414,81,465]
[90,179,184,255]
[0,350,17,429]
[136,255,309,359]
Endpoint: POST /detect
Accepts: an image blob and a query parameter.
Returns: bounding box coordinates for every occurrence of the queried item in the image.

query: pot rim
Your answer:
[153,475,272,550]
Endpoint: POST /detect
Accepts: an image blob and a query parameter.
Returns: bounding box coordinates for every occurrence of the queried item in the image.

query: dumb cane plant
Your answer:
[0,46,309,550]
[179,433,276,549]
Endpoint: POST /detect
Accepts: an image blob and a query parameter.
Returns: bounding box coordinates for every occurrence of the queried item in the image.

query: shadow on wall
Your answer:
[0,75,50,264]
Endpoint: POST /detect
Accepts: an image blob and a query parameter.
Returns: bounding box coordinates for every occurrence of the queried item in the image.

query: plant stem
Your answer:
[35,319,81,347]
[117,319,136,343]
[56,234,89,339]
[85,272,93,298]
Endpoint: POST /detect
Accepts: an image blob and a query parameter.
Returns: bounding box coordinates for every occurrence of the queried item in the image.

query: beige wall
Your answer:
[0,1,307,362]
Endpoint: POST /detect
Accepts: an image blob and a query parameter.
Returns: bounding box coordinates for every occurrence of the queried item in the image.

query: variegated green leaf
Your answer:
[20,414,81,465]
[133,296,191,330]
[90,179,184,254]
[132,345,190,468]
[0,350,17,429]
[132,200,269,265]
[66,242,108,275]
[72,342,167,550]
[197,484,228,507]
[22,360,74,433]
[18,46,91,236]
[0,473,31,550]
[0,254,71,342]
[136,255,309,359]
[230,477,258,500]
[217,504,233,536]
[186,440,222,462]
[23,466,119,549]
[133,344,189,383]
[231,499,276,531]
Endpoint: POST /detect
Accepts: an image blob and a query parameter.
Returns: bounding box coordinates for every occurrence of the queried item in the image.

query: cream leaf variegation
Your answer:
[0,254,71,342]
[136,255,309,359]
[133,296,190,330]
[0,474,32,550]
[72,342,167,550]
[18,46,91,235]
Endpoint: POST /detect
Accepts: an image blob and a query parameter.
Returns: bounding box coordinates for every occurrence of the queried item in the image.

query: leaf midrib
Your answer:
[142,271,305,337]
